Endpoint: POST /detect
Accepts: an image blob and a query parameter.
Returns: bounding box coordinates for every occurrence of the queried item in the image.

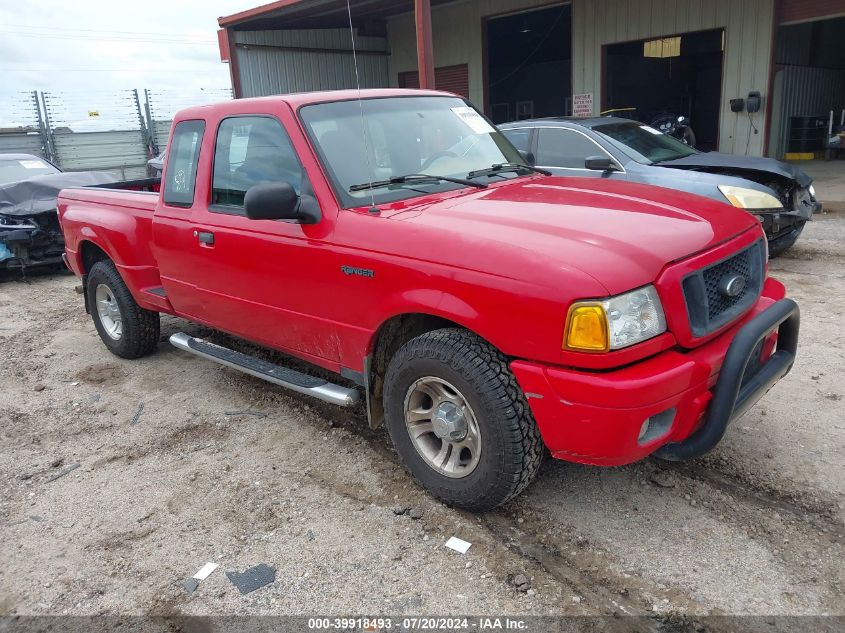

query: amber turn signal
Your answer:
[564,304,609,352]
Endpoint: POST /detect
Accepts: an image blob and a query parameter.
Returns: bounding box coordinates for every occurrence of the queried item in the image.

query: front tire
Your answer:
[86,260,160,359]
[383,329,543,512]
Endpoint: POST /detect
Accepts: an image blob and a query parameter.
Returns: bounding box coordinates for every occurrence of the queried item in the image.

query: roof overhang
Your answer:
[218,0,453,31]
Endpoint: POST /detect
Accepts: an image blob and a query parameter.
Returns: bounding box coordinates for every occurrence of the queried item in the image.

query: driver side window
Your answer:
[536,128,608,169]
[211,116,302,214]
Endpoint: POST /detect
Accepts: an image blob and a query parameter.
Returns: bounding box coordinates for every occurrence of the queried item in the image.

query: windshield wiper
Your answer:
[349,173,487,192]
[466,163,551,179]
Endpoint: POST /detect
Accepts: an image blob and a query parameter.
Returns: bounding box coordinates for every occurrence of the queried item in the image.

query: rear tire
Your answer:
[86,260,160,359]
[383,328,543,512]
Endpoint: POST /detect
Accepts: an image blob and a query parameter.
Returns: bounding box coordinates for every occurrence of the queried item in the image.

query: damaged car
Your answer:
[0,154,156,273]
[500,118,821,257]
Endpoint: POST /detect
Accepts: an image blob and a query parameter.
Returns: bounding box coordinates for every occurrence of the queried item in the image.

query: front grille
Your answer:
[682,240,765,337]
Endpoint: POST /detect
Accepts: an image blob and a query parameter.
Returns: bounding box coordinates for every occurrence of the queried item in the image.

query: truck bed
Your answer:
[58,185,163,310]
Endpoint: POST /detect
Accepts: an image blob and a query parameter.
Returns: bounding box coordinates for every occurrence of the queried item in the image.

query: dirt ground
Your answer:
[0,215,843,622]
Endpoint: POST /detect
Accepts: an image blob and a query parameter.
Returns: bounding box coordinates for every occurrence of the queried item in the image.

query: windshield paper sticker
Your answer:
[451,107,495,135]
[19,160,45,169]
[641,125,663,135]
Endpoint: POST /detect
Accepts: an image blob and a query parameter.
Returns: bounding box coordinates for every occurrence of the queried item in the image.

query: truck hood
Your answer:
[389,176,758,295]
[657,152,811,187]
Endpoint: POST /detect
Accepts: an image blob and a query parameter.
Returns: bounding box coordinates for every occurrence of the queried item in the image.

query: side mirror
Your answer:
[518,149,536,166]
[584,156,617,171]
[244,182,317,223]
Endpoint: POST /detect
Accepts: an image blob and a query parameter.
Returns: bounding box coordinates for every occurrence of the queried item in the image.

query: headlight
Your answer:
[809,184,816,198]
[564,285,667,352]
[718,185,782,210]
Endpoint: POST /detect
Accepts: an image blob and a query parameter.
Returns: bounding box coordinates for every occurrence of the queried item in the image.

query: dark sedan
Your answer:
[0,154,122,273]
[500,118,821,257]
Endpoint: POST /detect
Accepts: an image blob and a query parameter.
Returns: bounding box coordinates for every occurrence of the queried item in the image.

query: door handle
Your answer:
[194,230,215,246]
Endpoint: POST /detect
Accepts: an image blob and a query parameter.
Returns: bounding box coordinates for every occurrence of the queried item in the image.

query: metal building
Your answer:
[217,0,845,158]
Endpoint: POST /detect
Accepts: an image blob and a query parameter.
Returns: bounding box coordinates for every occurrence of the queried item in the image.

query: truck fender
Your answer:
[362,290,491,430]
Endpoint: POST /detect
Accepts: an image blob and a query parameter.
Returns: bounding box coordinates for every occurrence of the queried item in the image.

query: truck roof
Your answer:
[177,88,455,119]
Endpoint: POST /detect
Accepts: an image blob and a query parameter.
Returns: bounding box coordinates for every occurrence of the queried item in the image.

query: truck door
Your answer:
[186,113,341,367]
[151,119,210,319]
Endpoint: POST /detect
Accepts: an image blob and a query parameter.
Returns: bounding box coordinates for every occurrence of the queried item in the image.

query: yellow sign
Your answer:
[88,110,100,117]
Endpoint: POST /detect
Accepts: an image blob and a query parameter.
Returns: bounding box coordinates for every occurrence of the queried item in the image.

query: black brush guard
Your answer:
[655,299,800,461]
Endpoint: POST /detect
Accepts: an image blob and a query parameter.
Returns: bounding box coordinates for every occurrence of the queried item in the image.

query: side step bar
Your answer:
[169,333,360,408]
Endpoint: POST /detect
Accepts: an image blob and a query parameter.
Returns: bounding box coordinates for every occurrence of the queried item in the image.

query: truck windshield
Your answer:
[300,96,525,207]
[0,157,60,185]
[592,122,698,164]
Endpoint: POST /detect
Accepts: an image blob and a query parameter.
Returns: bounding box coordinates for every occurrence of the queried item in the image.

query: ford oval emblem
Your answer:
[719,274,747,298]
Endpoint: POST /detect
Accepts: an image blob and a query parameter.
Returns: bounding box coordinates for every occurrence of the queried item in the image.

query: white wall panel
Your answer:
[571,0,775,156]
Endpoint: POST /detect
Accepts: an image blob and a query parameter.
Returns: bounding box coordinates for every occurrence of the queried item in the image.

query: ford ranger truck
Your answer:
[57,90,799,512]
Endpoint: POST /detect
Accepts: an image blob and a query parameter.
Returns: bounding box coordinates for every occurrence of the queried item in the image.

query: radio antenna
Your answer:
[346,0,378,213]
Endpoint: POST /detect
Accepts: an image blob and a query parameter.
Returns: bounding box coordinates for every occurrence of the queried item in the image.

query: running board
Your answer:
[169,333,360,407]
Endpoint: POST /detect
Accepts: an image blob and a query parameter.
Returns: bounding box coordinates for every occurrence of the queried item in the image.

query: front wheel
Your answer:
[86,260,160,359]
[383,329,543,512]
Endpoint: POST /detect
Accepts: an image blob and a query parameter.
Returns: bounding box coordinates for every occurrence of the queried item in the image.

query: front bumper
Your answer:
[758,199,820,239]
[511,290,799,466]
[0,214,65,269]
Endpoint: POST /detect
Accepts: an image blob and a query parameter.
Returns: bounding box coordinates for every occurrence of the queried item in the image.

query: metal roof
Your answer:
[219,0,455,30]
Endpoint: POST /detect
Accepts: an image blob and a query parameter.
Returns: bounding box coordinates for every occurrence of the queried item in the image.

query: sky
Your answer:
[0,0,255,129]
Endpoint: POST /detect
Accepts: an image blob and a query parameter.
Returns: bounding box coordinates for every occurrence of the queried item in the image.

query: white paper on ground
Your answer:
[193,562,219,580]
[444,536,472,554]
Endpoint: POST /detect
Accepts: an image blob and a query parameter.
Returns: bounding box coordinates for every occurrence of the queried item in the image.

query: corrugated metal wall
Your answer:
[768,66,845,158]
[234,28,390,96]
[51,131,150,179]
[0,133,44,157]
[387,0,776,156]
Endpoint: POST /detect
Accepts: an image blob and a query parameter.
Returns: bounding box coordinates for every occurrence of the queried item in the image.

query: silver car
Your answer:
[500,117,821,257]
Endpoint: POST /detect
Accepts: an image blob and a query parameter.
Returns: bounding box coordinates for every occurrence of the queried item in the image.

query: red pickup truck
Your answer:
[58,89,799,511]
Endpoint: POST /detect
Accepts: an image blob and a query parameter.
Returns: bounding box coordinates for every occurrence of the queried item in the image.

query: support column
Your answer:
[415,0,435,89]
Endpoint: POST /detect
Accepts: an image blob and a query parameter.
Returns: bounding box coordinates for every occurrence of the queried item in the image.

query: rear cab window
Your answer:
[163,120,205,207]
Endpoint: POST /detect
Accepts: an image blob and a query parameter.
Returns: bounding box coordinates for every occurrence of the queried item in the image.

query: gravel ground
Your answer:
[0,214,842,621]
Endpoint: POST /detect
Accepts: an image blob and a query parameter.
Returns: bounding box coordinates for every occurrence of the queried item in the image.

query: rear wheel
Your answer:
[86,260,160,359]
[383,328,543,512]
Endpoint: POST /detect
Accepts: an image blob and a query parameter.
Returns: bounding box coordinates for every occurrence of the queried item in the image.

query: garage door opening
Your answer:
[484,4,572,124]
[604,29,724,152]
[769,16,845,160]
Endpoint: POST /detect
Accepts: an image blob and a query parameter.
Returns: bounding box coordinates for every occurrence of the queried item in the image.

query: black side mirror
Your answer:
[244,182,318,223]
[584,156,617,171]
[518,149,536,166]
